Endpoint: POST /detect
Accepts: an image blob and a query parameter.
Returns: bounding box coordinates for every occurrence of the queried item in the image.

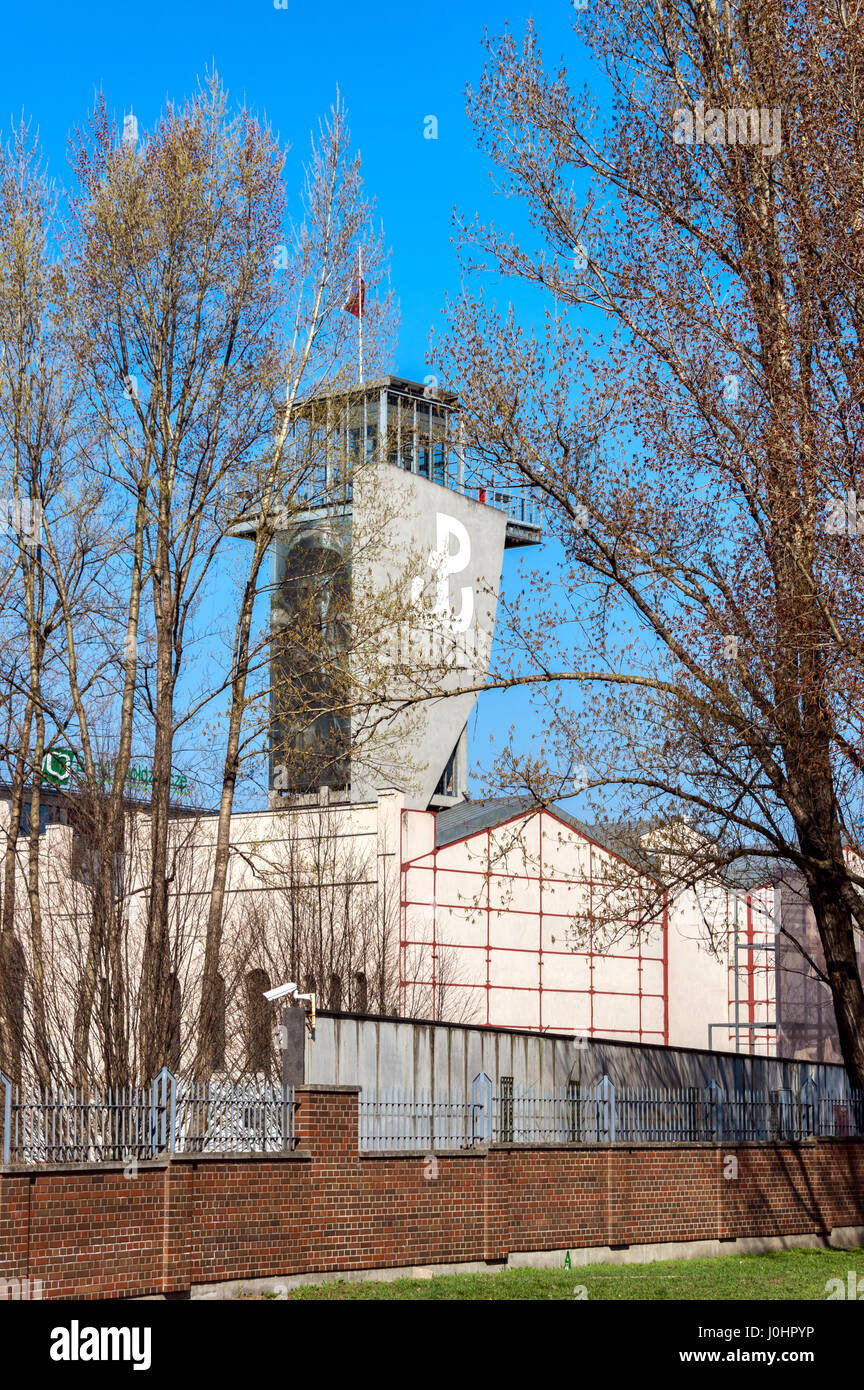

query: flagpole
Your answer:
[358,245,363,383]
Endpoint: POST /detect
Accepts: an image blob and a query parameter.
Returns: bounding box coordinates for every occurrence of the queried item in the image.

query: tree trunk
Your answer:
[195,572,259,1081]
[803,865,864,1089]
[0,697,33,1076]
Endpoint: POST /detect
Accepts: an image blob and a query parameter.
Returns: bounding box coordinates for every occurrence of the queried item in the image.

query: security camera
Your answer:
[294,993,313,1003]
[263,982,298,1002]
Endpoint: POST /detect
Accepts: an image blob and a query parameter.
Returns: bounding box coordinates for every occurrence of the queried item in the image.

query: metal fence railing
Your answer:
[358,1090,482,1152]
[487,487,542,529]
[358,1076,864,1151]
[4,1069,860,1162]
[0,1068,295,1165]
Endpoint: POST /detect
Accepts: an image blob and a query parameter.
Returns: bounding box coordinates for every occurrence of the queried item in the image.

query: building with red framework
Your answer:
[400,796,669,1041]
[10,780,831,1073]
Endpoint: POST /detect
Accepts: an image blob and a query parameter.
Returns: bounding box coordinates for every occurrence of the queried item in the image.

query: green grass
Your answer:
[239,1245,864,1300]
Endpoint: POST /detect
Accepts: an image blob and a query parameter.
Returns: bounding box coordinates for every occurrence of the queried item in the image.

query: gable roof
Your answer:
[433,797,660,876]
[432,799,810,894]
[719,856,784,891]
[434,796,534,847]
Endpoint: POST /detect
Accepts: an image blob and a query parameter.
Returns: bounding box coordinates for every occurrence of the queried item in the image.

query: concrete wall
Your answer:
[306,1011,853,1099]
[666,879,776,1054]
[351,462,508,807]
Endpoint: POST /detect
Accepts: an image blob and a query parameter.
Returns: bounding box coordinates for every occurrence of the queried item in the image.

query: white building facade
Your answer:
[0,783,796,1079]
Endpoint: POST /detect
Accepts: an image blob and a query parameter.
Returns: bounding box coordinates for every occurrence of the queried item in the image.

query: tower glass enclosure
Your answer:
[285,379,465,504]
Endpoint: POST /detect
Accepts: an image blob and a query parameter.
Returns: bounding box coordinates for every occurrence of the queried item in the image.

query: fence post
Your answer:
[1,1070,10,1164]
[705,1079,723,1141]
[282,1082,294,1151]
[800,1076,817,1138]
[775,1087,792,1141]
[472,1071,493,1145]
[150,1067,177,1156]
[596,1074,615,1143]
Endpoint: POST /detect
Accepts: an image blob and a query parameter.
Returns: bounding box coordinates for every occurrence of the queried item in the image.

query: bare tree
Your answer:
[0,122,112,1084]
[438,2,864,1083]
[227,804,476,1077]
[65,74,315,1081]
[0,78,398,1086]
[194,99,395,1078]
[22,778,234,1087]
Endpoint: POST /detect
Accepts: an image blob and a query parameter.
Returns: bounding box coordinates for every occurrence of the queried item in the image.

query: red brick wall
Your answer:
[0,1085,862,1300]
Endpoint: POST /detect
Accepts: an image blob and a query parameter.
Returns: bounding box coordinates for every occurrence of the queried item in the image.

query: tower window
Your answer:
[435,744,459,798]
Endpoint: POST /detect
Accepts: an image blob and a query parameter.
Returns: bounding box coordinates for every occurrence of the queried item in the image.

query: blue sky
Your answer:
[0,0,574,383]
[1,0,594,801]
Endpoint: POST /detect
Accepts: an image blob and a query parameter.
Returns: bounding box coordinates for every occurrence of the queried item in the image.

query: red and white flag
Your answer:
[343,275,365,318]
